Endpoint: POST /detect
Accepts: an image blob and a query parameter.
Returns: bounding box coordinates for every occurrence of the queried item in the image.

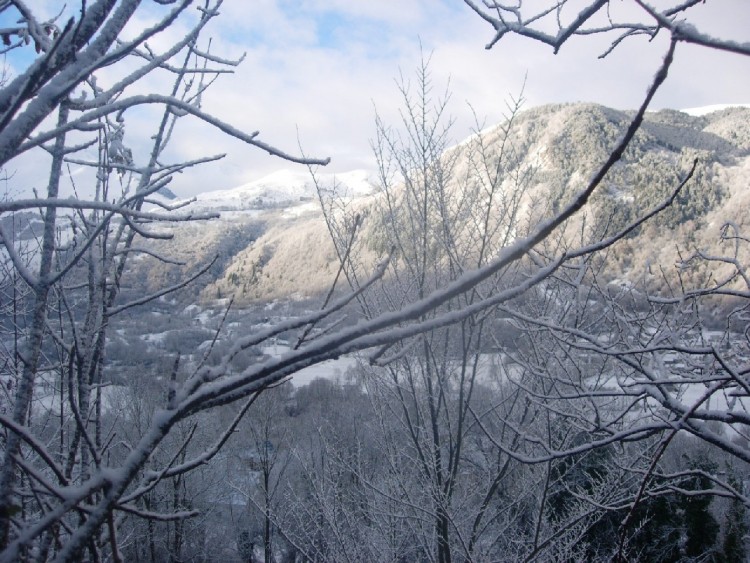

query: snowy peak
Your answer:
[180,168,375,212]
[195,169,316,210]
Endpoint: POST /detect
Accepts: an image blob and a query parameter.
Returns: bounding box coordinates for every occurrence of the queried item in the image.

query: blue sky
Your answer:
[3,1,750,197]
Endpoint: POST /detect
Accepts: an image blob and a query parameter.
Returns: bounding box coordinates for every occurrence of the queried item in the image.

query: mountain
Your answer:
[128,103,750,307]
[173,168,374,213]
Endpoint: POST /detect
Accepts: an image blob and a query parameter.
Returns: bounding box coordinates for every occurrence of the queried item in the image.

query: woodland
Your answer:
[0,1,749,562]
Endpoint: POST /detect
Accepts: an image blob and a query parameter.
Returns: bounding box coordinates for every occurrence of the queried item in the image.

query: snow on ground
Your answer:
[282,200,321,218]
[261,343,358,387]
[141,331,169,344]
[325,169,375,198]
[194,309,216,325]
[30,372,128,417]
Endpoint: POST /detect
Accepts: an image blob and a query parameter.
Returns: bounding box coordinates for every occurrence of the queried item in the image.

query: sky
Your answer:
[3,0,750,198]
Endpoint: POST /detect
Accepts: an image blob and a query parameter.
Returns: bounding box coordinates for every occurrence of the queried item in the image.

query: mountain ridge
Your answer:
[127,102,750,307]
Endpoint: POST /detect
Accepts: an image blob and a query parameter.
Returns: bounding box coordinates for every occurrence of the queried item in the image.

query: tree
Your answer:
[313,55,664,561]
[229,383,294,563]
[359,59,533,563]
[0,2,331,561]
[301,2,750,560]
[462,0,750,58]
[0,2,648,559]
[273,379,391,562]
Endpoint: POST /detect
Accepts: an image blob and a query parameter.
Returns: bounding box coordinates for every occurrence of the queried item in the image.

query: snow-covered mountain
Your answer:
[173,168,374,213]
[127,103,750,306]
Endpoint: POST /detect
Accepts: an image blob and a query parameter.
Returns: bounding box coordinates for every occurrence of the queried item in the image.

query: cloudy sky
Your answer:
[5,1,750,197]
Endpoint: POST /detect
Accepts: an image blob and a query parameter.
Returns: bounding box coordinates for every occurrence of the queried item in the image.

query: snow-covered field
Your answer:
[261,342,359,387]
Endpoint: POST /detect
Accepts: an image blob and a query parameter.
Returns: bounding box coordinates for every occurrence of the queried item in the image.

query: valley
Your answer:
[2,2,750,561]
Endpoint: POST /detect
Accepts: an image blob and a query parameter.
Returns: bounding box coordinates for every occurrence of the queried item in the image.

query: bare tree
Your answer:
[338,58,536,563]
[226,383,293,563]
[313,53,680,561]
[463,0,750,58]
[0,2,331,561]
